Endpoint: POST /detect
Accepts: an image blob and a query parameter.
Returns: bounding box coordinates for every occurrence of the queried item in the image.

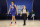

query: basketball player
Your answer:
[21,6,28,25]
[8,1,18,24]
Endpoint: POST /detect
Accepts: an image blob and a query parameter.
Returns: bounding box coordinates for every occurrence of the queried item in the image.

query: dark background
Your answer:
[0,0,40,20]
[33,0,40,20]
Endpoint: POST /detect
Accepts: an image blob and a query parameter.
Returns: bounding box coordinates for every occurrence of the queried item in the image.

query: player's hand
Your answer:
[17,13,18,16]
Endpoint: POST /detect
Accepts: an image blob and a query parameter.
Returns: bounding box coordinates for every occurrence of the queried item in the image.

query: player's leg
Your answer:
[22,14,25,25]
[24,14,26,25]
[23,14,26,25]
[11,16,13,24]
[23,15,25,25]
[13,16,16,24]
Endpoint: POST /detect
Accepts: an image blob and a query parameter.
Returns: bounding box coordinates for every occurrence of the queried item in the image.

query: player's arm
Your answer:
[8,5,11,14]
[15,5,18,15]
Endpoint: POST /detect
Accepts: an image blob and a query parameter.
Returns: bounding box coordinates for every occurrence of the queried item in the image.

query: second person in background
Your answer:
[21,6,28,25]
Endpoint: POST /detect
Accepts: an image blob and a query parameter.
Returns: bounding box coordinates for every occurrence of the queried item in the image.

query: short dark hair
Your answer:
[11,1,15,3]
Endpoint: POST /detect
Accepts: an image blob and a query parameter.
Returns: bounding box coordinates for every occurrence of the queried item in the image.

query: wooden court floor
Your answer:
[0,20,40,27]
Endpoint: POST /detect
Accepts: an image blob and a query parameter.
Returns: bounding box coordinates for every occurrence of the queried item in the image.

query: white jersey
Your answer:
[22,9,27,14]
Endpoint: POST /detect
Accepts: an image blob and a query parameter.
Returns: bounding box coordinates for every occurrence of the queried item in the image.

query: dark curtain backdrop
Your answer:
[0,0,7,14]
[33,0,40,19]
[0,0,7,20]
